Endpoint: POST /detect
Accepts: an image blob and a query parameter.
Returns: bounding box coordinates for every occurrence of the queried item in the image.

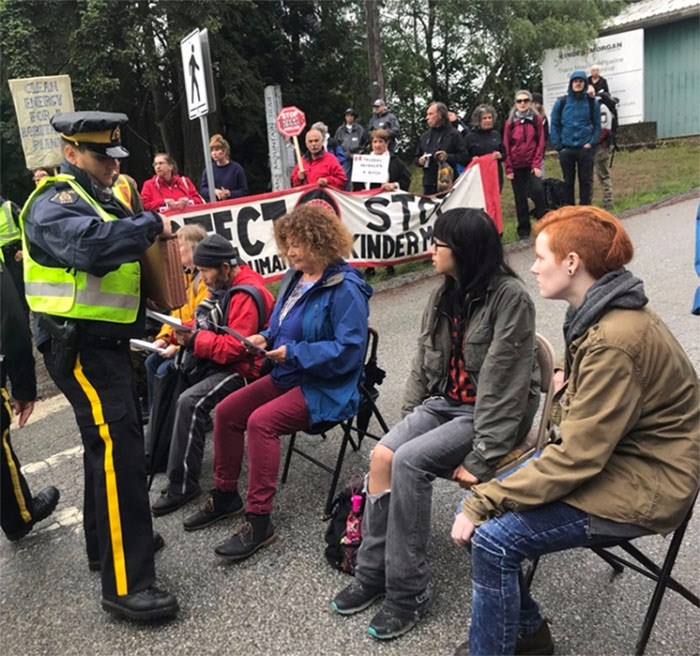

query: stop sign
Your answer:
[276,106,307,137]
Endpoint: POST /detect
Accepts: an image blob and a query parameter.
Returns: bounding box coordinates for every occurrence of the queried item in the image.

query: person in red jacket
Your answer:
[151,234,275,517]
[504,91,547,240]
[141,153,203,212]
[291,128,347,190]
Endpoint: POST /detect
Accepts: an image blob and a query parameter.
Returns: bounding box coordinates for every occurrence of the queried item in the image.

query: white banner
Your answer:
[8,75,74,170]
[542,29,644,125]
[167,156,500,281]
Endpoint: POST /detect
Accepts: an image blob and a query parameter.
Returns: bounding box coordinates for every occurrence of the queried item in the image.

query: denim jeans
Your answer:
[466,501,607,656]
[145,351,174,410]
[355,397,475,613]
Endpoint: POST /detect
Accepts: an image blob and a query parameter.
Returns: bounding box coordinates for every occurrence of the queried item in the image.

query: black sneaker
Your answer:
[183,489,244,531]
[6,486,60,542]
[332,580,385,615]
[151,486,201,517]
[367,578,435,640]
[214,513,276,561]
[88,531,166,572]
[102,584,178,621]
[453,619,554,655]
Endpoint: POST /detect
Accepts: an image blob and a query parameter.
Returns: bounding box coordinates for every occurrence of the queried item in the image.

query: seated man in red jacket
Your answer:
[151,234,274,517]
[291,128,347,190]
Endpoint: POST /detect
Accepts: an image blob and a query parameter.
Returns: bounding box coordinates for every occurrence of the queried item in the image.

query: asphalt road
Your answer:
[1,196,699,656]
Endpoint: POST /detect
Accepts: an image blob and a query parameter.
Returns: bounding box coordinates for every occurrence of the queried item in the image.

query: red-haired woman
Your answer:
[452,206,700,655]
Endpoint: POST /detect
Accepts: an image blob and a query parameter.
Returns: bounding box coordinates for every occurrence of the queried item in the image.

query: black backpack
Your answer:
[324,476,365,574]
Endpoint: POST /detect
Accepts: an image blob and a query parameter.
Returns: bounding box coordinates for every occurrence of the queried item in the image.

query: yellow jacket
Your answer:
[156,269,208,343]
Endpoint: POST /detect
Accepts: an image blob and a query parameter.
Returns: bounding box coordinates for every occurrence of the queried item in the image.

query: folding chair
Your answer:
[523,491,699,655]
[280,327,389,516]
[493,333,557,475]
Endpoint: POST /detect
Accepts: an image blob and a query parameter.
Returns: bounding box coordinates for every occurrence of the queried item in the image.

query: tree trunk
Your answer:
[365,0,384,100]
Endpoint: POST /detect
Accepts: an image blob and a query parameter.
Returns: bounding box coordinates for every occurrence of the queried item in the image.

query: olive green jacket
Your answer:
[462,307,700,535]
[403,275,540,481]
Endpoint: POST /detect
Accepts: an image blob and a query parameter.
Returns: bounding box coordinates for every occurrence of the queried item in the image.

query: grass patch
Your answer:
[409,137,699,244]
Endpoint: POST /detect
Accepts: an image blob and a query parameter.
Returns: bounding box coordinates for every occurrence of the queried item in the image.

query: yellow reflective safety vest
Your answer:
[112,174,133,211]
[0,200,21,247]
[19,175,141,323]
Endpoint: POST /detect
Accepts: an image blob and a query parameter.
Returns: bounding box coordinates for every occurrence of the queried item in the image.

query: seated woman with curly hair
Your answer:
[184,204,373,561]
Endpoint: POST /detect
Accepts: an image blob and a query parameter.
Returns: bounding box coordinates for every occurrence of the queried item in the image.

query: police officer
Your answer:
[1,249,60,541]
[19,111,178,621]
[0,195,28,319]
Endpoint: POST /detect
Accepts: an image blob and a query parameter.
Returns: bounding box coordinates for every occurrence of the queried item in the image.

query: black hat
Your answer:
[532,92,543,104]
[51,111,129,158]
[193,234,240,268]
[345,107,357,116]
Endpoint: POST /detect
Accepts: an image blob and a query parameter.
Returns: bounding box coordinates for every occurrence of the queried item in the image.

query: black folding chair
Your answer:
[280,327,389,516]
[524,493,699,655]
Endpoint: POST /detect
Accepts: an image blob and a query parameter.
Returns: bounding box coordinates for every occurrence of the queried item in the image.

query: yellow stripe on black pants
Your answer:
[73,356,129,596]
[0,388,33,537]
[42,344,156,598]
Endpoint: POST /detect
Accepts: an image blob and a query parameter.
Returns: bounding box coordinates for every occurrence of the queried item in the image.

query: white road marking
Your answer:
[22,445,84,475]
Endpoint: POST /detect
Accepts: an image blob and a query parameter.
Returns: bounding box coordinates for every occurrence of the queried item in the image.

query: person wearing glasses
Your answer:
[504,90,547,240]
[141,153,204,213]
[332,208,540,641]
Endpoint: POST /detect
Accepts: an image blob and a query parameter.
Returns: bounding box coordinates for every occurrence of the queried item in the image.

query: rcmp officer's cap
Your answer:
[51,111,130,158]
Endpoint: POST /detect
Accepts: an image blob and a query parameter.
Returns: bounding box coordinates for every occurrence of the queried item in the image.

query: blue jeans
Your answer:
[467,501,606,656]
[145,352,174,410]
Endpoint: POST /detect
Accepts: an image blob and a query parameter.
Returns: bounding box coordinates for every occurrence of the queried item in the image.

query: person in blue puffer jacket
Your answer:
[550,70,601,206]
[185,203,372,561]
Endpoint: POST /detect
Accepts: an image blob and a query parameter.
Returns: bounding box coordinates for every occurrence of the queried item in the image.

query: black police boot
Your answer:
[214,512,276,561]
[6,486,60,542]
[102,584,179,621]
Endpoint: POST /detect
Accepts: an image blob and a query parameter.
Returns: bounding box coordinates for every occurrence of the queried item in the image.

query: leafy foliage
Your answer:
[0,0,622,203]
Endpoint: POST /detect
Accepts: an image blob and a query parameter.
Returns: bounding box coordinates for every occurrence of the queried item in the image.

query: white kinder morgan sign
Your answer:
[164,156,500,281]
[542,29,644,126]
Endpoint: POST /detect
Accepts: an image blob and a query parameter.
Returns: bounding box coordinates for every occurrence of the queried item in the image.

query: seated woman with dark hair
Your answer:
[332,208,540,641]
[451,206,700,656]
[184,204,372,560]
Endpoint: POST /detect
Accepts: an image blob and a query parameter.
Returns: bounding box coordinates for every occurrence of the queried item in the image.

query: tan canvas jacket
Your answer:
[462,307,700,535]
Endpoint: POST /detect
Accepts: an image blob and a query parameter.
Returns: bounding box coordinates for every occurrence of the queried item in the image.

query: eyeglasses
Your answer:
[516,98,530,104]
[431,239,451,249]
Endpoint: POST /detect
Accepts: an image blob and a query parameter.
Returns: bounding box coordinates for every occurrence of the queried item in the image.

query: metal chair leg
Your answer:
[281,432,297,484]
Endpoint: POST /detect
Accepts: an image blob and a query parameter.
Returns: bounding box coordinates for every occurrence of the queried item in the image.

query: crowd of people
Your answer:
[1,59,697,656]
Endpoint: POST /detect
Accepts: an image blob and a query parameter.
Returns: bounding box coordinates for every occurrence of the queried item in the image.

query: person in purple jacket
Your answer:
[504,90,547,240]
[200,134,248,202]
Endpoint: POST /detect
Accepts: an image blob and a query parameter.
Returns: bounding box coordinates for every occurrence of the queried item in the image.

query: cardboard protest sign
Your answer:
[8,75,74,170]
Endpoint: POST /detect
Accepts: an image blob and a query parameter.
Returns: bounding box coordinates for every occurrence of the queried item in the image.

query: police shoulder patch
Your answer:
[50,190,79,205]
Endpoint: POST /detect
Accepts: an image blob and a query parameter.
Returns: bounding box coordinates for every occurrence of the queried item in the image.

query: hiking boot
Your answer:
[453,619,554,656]
[6,486,60,542]
[214,513,276,561]
[102,584,179,621]
[367,577,435,640]
[183,489,244,531]
[151,485,201,517]
[88,531,165,572]
[332,580,385,615]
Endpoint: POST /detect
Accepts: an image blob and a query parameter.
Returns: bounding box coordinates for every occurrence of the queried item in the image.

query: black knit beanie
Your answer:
[193,234,240,267]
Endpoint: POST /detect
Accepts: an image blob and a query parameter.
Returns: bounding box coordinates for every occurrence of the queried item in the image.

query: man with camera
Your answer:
[414,102,468,195]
